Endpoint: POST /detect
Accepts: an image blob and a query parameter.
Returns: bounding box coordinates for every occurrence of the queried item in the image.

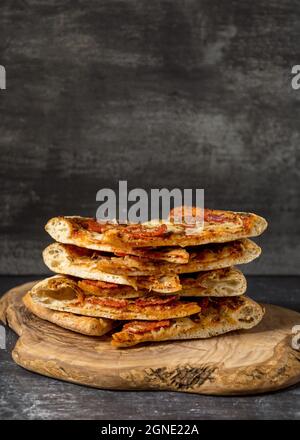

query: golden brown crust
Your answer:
[23,292,115,336]
[43,245,181,293]
[25,268,246,307]
[179,267,247,297]
[45,216,189,263]
[76,267,246,298]
[45,209,267,250]
[29,277,201,320]
[43,239,261,278]
[111,296,265,347]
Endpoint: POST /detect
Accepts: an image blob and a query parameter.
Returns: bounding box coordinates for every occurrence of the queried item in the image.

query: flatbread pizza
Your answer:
[79,267,246,298]
[42,245,181,293]
[112,296,265,348]
[28,277,201,320]
[23,292,115,336]
[34,268,246,302]
[179,267,247,297]
[45,209,267,250]
[43,239,260,278]
[45,216,189,263]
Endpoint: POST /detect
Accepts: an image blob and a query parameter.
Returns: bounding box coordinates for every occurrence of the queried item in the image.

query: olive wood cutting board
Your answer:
[1,281,300,395]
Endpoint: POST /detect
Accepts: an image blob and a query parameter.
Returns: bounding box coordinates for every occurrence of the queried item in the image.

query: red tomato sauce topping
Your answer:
[123,320,171,334]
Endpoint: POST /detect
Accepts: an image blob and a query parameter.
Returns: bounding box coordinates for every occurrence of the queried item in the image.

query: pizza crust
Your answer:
[23,292,115,336]
[179,267,247,297]
[45,216,189,262]
[28,279,201,320]
[76,267,246,298]
[42,244,181,293]
[43,239,260,278]
[111,296,265,347]
[45,210,267,250]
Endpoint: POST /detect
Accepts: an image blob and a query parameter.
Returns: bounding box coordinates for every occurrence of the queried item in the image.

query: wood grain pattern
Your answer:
[0,1,299,275]
[1,281,300,395]
[1,275,300,420]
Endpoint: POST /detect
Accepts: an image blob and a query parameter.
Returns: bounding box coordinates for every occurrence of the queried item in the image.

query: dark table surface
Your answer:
[0,275,300,420]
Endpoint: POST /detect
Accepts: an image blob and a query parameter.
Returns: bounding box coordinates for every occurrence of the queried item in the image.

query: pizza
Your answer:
[179,267,247,297]
[23,292,115,336]
[43,239,260,279]
[27,277,201,320]
[27,268,246,308]
[46,216,189,262]
[78,267,247,298]
[45,208,267,250]
[42,244,181,293]
[111,296,265,347]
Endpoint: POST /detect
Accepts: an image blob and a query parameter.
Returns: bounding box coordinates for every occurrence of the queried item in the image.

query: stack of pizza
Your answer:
[23,207,267,348]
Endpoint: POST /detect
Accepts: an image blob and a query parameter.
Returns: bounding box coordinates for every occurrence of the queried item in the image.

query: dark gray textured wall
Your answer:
[0,0,299,275]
